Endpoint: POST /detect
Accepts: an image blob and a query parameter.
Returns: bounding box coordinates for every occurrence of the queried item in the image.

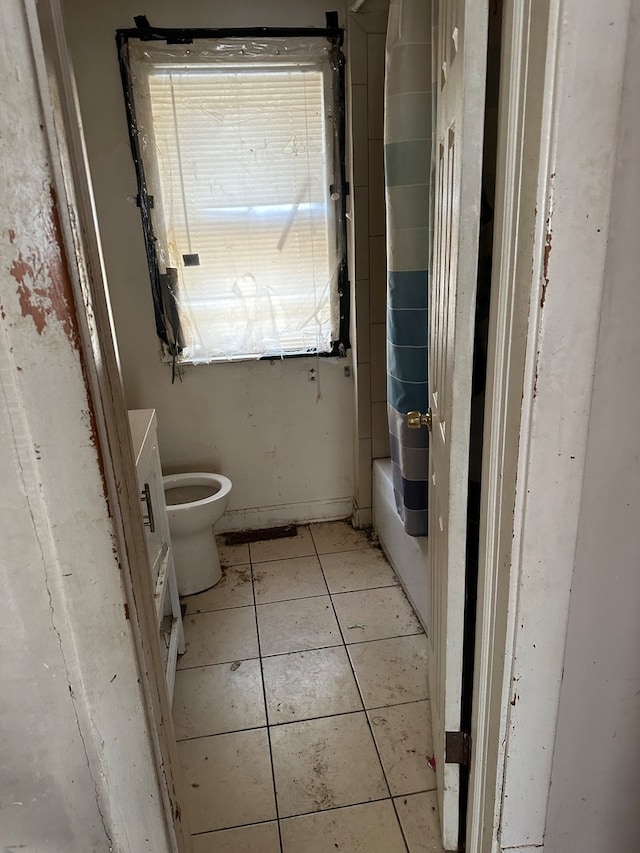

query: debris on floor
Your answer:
[223,524,298,546]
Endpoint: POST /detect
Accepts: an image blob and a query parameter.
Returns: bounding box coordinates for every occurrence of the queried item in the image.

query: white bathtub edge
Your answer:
[372,458,429,631]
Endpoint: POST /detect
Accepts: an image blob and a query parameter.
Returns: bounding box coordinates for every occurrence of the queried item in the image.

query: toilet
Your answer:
[162,472,232,596]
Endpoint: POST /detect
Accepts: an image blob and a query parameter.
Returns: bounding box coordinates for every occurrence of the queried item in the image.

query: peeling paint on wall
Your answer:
[541,229,552,309]
[540,173,555,310]
[6,190,113,505]
[8,189,80,350]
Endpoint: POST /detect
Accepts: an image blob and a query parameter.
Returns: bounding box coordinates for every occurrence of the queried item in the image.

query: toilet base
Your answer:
[172,525,222,596]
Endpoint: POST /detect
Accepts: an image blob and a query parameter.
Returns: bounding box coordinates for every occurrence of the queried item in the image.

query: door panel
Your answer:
[428,0,488,848]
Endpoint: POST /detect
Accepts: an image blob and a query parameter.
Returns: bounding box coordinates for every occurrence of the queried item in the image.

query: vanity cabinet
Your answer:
[128,409,184,703]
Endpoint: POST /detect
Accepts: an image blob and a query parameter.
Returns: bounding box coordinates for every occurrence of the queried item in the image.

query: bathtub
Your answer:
[372,458,429,630]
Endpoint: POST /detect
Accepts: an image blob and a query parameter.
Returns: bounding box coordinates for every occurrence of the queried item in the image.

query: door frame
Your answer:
[467,0,632,850]
[20,0,632,848]
[26,1,190,848]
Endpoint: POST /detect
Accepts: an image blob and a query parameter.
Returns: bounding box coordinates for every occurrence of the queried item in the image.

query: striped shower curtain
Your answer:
[384,0,433,537]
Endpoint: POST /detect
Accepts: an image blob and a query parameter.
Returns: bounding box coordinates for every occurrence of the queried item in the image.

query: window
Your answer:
[117,22,349,364]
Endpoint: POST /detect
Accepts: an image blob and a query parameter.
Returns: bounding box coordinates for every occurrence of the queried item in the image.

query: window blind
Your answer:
[131,42,340,362]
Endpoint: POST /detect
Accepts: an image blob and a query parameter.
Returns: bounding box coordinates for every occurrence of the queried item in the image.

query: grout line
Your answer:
[255,581,400,607]
[175,656,260,672]
[267,706,364,729]
[366,697,431,713]
[184,602,253,615]
[254,578,407,608]
[195,527,429,849]
[176,654,260,672]
[330,583,404,598]
[250,556,285,853]
[278,792,420,824]
[190,816,277,837]
[313,534,412,853]
[325,580,400,593]
[176,697,433,745]
[175,696,431,744]
[255,591,332,607]
[282,788,438,823]
[176,628,429,672]
[258,632,427,660]
[249,551,318,565]
[176,721,267,743]
[192,791,437,837]
[342,629,425,645]
[182,578,410,617]
[257,642,349,661]
[250,549,317,565]
[264,697,432,730]
[184,602,254,615]
[261,641,344,659]
[188,789,439,839]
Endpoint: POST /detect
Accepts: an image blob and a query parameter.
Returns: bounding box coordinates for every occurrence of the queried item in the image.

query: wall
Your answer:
[544,5,640,849]
[61,0,355,531]
[1,2,177,848]
[347,0,390,528]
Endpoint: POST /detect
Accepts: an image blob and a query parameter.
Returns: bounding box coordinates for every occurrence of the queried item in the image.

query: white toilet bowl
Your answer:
[163,472,232,595]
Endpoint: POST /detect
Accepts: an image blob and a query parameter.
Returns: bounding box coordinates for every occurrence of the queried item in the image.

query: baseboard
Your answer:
[351,506,372,529]
[217,496,355,533]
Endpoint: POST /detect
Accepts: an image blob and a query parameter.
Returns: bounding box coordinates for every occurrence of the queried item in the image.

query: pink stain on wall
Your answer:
[8,188,80,350]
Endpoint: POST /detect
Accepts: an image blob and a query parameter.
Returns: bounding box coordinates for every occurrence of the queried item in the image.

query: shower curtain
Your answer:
[384,0,433,536]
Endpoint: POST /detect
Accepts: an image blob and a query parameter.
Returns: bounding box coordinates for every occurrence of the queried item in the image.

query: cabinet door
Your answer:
[136,434,169,586]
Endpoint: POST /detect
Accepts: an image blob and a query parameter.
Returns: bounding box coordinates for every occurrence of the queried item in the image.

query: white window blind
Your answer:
[130,40,341,362]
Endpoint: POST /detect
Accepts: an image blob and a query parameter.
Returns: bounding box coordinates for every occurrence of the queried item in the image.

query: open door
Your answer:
[428,0,488,848]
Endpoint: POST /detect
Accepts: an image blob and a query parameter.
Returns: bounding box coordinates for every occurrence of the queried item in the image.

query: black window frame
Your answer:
[115,14,350,364]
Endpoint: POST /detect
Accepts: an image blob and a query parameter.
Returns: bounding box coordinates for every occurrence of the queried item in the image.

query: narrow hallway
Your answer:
[173,521,444,852]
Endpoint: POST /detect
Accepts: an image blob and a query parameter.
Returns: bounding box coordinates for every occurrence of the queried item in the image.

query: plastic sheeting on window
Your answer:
[123,37,345,363]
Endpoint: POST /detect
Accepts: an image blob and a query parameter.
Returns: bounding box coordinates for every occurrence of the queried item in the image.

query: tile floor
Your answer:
[174,520,444,853]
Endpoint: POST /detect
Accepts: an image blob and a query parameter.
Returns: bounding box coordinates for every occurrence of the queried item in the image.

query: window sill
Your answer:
[161,344,350,368]
[161,348,348,367]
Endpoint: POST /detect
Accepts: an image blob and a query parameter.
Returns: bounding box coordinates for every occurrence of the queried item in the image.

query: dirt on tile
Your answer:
[306,740,337,810]
[230,567,252,587]
[224,525,298,546]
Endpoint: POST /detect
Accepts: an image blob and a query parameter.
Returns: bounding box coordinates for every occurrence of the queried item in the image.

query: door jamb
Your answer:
[467,0,632,849]
[29,1,190,848]
[466,2,556,848]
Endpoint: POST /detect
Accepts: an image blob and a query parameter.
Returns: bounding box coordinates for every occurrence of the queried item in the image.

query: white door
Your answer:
[428,0,488,848]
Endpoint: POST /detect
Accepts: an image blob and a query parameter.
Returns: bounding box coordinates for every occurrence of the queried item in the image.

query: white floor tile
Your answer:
[347,634,429,708]
[270,712,388,818]
[333,586,423,644]
[249,526,315,563]
[394,791,445,852]
[174,521,434,847]
[217,539,250,568]
[173,659,265,739]
[183,565,254,614]
[262,646,362,724]
[178,729,276,833]
[368,701,436,796]
[256,596,341,656]
[280,800,406,852]
[253,555,328,604]
[177,607,258,669]
[310,520,371,554]
[191,821,280,853]
[319,548,398,593]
